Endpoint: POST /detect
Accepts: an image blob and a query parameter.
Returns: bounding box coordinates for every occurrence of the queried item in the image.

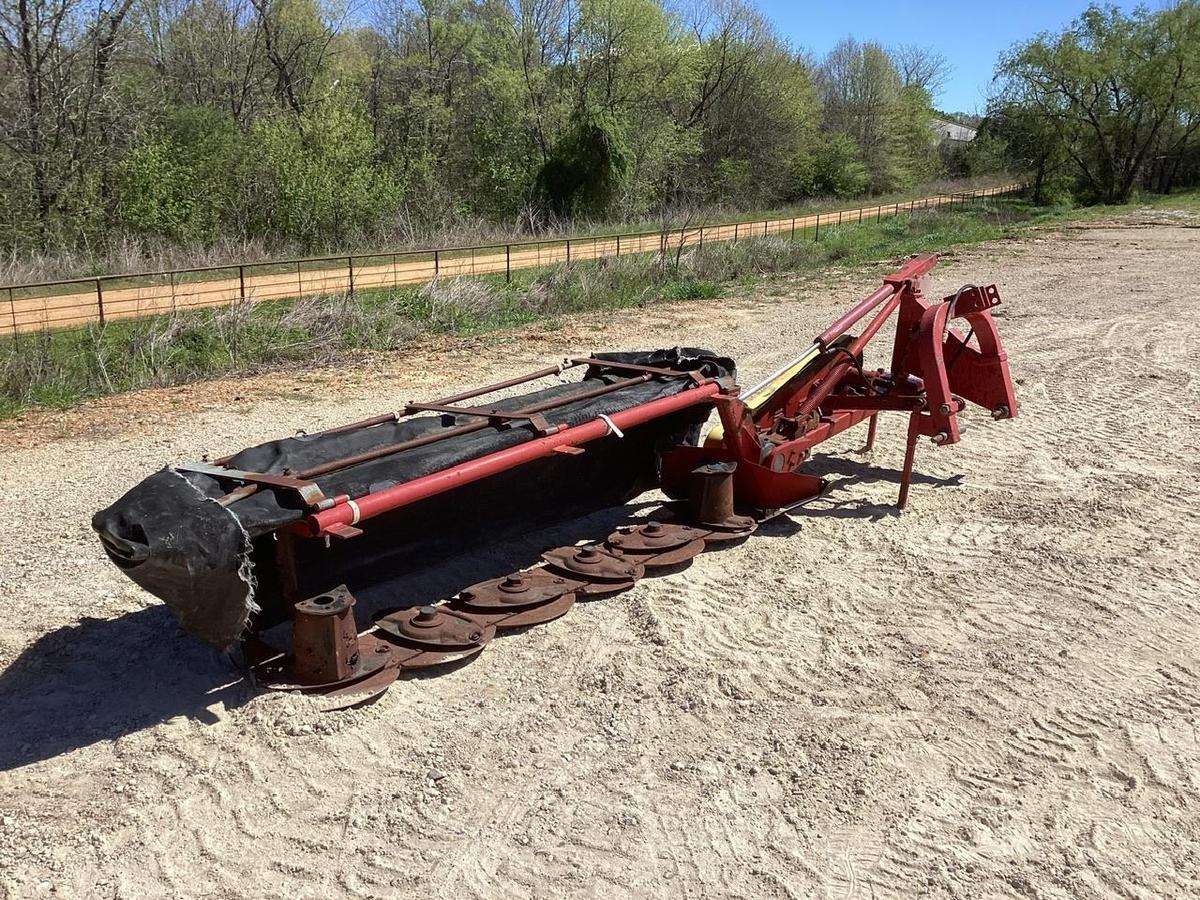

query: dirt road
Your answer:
[2,186,1017,335]
[1,214,1198,899]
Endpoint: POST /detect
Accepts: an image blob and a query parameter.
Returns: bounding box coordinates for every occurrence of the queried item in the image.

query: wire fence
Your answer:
[1,183,1024,337]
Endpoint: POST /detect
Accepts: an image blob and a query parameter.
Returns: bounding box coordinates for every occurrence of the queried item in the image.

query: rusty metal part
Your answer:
[541,545,645,592]
[375,605,493,651]
[292,585,361,684]
[571,356,705,383]
[451,568,579,630]
[296,373,664,481]
[483,591,575,629]
[314,661,403,711]
[605,521,708,567]
[678,462,759,541]
[245,586,403,702]
[177,460,327,508]
[402,401,555,435]
[247,630,397,696]
[456,569,574,610]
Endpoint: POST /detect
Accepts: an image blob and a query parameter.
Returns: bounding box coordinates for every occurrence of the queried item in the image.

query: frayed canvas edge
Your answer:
[168,467,261,640]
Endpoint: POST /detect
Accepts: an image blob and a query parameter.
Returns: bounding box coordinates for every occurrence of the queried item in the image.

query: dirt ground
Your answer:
[2,215,1199,899]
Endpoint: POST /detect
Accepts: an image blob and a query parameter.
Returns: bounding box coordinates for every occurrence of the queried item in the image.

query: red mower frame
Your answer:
[661,253,1018,511]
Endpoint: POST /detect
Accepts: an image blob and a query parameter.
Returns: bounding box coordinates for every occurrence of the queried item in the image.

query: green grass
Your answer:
[2,191,1196,419]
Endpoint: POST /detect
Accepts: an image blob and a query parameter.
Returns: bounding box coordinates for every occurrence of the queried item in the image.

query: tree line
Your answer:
[8,0,1192,263]
[1,0,986,256]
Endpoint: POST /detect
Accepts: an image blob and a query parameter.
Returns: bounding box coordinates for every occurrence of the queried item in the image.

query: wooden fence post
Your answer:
[96,279,105,324]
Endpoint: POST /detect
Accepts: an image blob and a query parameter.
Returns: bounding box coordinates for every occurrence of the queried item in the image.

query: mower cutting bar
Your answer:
[300,379,723,538]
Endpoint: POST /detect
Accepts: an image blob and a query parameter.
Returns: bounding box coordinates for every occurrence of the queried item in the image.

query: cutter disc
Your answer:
[541,545,645,583]
[455,590,577,630]
[375,605,495,651]
[696,516,758,543]
[456,569,575,610]
[249,632,397,694]
[656,503,759,543]
[605,521,709,567]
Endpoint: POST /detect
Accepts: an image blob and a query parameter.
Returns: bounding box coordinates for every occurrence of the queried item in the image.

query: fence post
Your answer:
[506,245,511,282]
[566,239,571,267]
[239,265,246,300]
[8,286,17,342]
[791,217,796,238]
[95,279,105,325]
[858,207,863,224]
[814,213,820,242]
[763,219,768,238]
[734,223,739,242]
[434,249,440,278]
[347,257,355,296]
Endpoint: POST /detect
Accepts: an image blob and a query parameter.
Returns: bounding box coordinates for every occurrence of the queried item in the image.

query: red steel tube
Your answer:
[795,289,905,418]
[815,283,895,350]
[815,254,938,350]
[300,381,723,537]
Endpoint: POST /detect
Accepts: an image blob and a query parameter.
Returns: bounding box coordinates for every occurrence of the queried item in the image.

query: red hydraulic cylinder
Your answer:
[299,381,723,538]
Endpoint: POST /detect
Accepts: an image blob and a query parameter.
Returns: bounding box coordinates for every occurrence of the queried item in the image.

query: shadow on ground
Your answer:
[0,605,248,772]
[0,455,962,771]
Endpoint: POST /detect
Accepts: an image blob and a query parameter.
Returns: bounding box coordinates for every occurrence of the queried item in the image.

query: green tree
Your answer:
[253,96,402,246]
[998,3,1200,203]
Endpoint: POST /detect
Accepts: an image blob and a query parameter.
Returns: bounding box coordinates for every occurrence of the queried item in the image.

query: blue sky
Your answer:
[757,0,1111,113]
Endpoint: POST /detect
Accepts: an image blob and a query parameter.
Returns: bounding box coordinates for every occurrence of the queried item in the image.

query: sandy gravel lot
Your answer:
[2,215,1199,899]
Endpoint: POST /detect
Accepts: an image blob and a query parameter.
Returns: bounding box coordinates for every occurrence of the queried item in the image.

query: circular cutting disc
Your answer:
[605,521,709,567]
[455,589,577,630]
[541,545,645,583]
[696,516,758,544]
[656,502,759,544]
[374,605,495,652]
[249,632,396,694]
[456,568,576,610]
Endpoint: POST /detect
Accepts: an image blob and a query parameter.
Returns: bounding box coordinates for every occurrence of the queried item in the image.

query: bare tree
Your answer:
[249,0,336,115]
[892,43,949,96]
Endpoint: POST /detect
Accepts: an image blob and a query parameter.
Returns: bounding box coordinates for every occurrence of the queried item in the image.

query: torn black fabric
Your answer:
[92,469,256,647]
[93,349,733,648]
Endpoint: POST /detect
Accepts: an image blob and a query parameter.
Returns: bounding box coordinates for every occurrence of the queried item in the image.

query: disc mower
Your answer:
[93,253,1017,706]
